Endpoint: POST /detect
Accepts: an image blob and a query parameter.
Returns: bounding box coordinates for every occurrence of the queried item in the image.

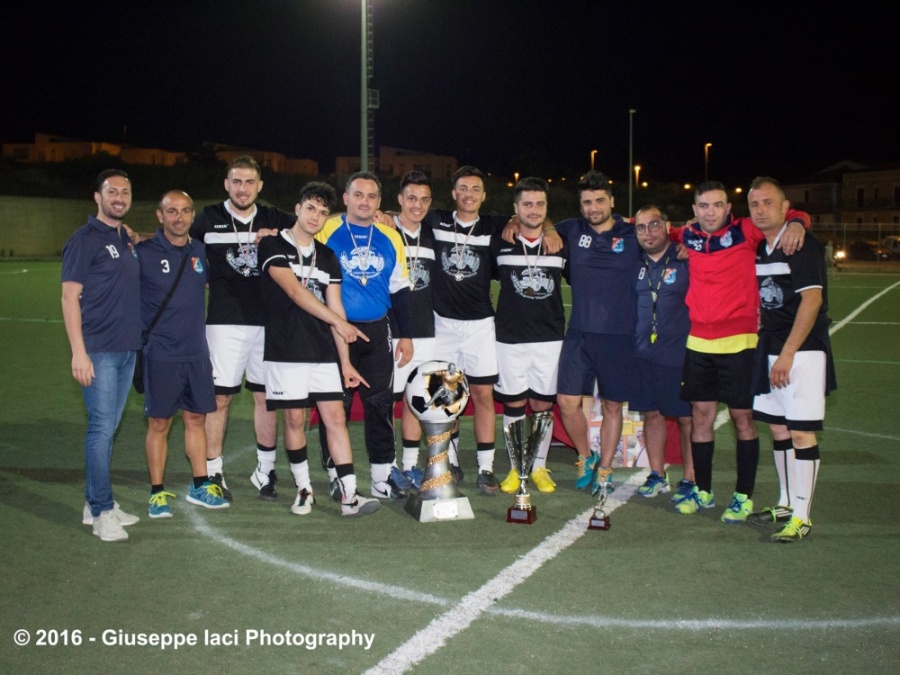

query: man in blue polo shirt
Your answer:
[629,205,695,503]
[62,169,142,542]
[555,171,640,494]
[137,191,229,519]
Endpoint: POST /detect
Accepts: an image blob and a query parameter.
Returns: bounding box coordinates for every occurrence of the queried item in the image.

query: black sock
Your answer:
[735,437,761,496]
[691,441,715,492]
[151,484,164,494]
[193,476,206,489]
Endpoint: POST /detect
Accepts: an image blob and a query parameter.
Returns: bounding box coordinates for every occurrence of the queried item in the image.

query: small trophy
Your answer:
[588,479,611,531]
[504,411,552,524]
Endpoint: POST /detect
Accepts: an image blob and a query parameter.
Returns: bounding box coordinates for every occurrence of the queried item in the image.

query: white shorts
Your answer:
[392,337,437,396]
[206,324,267,393]
[753,351,826,430]
[494,340,563,403]
[264,361,343,409]
[433,314,498,383]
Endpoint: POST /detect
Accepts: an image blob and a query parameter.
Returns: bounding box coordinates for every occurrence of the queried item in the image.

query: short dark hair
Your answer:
[577,170,612,198]
[228,155,262,179]
[748,176,784,197]
[298,181,338,212]
[94,169,130,194]
[399,170,432,191]
[452,165,486,187]
[634,204,668,222]
[514,177,549,201]
[694,181,727,200]
[345,171,382,195]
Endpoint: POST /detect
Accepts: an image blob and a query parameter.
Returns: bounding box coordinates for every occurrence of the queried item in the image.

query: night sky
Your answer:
[5,1,897,187]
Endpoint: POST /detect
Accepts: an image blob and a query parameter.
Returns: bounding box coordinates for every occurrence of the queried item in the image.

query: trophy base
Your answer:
[588,510,610,531]
[507,505,537,524]
[405,494,475,522]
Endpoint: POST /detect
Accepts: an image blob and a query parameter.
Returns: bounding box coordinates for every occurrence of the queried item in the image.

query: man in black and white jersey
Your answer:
[492,177,568,495]
[390,170,437,489]
[422,166,560,496]
[189,155,294,501]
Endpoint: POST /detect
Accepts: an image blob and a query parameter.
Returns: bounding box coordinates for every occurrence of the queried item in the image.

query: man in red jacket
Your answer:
[669,181,808,523]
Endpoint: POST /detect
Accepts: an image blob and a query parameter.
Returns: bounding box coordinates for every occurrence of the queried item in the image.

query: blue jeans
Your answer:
[82,351,135,517]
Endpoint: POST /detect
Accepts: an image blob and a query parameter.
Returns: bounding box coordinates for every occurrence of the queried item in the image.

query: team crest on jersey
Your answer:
[759,277,783,309]
[340,249,385,282]
[511,269,554,299]
[192,257,204,273]
[720,231,734,248]
[662,267,677,284]
[226,244,259,277]
[441,244,479,279]
[611,237,624,253]
[409,259,431,290]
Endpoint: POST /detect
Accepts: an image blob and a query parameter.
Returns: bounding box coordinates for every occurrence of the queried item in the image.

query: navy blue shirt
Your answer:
[137,230,209,362]
[61,215,142,352]
[634,243,690,368]
[557,215,638,335]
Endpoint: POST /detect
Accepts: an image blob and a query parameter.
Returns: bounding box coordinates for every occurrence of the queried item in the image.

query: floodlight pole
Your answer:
[628,109,636,218]
[360,0,368,173]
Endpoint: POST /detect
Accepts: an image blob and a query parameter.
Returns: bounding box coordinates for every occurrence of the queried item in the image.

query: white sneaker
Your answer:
[341,492,381,517]
[83,501,140,526]
[290,488,315,515]
[92,510,128,542]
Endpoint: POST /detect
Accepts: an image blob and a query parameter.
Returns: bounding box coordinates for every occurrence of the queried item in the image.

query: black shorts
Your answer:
[680,348,755,410]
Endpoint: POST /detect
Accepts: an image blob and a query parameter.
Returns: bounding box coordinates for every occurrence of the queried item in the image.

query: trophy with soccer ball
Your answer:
[403,361,475,522]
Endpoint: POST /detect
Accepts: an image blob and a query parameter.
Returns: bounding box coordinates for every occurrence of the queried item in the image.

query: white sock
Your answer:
[289,460,310,491]
[402,445,419,472]
[774,444,795,507]
[338,474,358,502]
[792,450,820,524]
[370,462,391,485]
[533,419,553,470]
[477,449,495,473]
[257,448,277,474]
[448,433,460,467]
[207,456,223,477]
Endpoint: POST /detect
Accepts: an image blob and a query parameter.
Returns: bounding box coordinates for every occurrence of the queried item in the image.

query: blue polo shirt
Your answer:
[136,230,209,361]
[634,243,690,368]
[61,215,142,352]
[557,215,639,335]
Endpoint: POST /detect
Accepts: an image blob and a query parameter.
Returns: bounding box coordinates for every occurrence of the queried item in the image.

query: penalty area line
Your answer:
[363,474,643,675]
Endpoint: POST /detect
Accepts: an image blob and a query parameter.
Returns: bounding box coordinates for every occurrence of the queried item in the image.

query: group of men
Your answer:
[62,158,833,545]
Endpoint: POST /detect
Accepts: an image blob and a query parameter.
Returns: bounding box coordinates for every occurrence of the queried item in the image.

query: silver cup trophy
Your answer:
[403,361,475,522]
[504,411,553,524]
[588,476,611,530]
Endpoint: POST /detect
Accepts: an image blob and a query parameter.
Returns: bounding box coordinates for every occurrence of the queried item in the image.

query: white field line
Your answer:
[829,280,900,335]
[187,509,452,606]
[364,476,643,675]
[489,607,900,630]
[363,277,900,673]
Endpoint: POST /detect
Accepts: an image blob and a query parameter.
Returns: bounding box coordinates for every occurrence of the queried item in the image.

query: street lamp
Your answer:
[634,165,641,187]
[704,142,712,181]
[628,109,636,216]
[590,149,598,171]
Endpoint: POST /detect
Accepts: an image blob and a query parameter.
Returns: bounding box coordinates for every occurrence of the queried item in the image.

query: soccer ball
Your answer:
[405,360,470,423]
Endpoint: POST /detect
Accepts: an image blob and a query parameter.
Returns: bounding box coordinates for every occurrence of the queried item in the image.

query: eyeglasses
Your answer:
[635,220,664,234]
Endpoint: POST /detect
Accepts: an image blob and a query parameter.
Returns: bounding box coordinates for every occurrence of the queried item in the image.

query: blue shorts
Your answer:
[557,331,635,403]
[143,357,216,418]
[630,359,691,417]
